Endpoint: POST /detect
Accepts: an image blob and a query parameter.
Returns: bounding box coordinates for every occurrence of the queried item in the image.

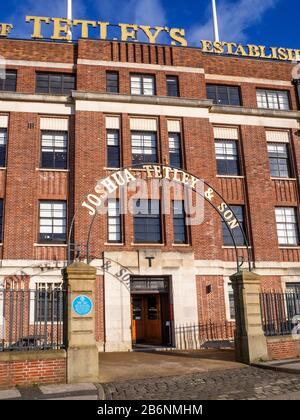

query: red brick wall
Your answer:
[0,38,297,263]
[267,337,300,361]
[0,351,66,389]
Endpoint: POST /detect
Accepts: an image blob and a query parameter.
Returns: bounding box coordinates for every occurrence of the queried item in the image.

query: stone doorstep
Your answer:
[252,360,300,375]
[39,383,97,395]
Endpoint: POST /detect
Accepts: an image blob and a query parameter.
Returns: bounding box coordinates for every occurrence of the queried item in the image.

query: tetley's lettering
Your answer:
[0,16,299,62]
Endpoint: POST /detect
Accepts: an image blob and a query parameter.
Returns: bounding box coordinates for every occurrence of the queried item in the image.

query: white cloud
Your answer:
[8,0,86,38]
[189,0,279,45]
[95,0,167,26]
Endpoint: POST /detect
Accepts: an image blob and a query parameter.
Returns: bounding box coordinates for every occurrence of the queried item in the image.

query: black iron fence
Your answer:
[0,287,67,352]
[174,321,235,350]
[260,292,300,336]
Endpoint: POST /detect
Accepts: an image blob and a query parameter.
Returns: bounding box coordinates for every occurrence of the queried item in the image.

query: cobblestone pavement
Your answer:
[102,367,300,400]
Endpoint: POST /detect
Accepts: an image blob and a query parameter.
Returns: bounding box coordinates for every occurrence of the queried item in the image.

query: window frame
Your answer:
[131,131,158,166]
[207,84,241,106]
[169,132,183,169]
[0,128,8,168]
[215,138,241,176]
[0,70,17,92]
[107,198,123,243]
[267,142,293,179]
[0,199,3,243]
[166,75,180,97]
[130,74,156,96]
[106,71,119,93]
[35,282,63,322]
[275,207,300,247]
[222,205,247,247]
[39,200,67,244]
[256,89,291,110]
[133,199,162,244]
[36,72,76,95]
[40,130,68,170]
[172,200,188,244]
[107,129,121,169]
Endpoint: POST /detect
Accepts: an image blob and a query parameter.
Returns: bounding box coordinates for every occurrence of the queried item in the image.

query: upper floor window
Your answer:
[39,201,67,243]
[275,207,299,246]
[131,131,157,165]
[0,70,17,92]
[131,74,155,96]
[256,89,290,110]
[106,72,119,93]
[169,132,183,168]
[173,200,188,244]
[0,129,7,167]
[0,199,3,243]
[268,143,292,178]
[215,140,240,176]
[207,85,241,106]
[41,131,68,170]
[36,73,75,95]
[222,205,247,246]
[107,129,120,168]
[107,199,122,243]
[133,199,162,244]
[167,76,179,97]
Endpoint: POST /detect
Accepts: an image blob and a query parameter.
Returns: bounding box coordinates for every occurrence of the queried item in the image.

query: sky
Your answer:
[0,0,299,49]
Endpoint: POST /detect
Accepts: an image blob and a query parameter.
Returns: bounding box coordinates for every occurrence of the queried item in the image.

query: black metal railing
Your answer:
[0,287,67,352]
[174,321,235,350]
[260,292,300,336]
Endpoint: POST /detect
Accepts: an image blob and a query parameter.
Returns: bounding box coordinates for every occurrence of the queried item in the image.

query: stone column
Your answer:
[230,270,268,364]
[63,262,99,383]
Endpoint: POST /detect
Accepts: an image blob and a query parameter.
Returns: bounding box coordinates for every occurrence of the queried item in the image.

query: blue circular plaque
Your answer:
[72,295,93,316]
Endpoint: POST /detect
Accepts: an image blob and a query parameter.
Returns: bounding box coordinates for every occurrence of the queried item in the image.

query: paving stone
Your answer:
[0,389,21,400]
[39,383,97,395]
[102,367,300,401]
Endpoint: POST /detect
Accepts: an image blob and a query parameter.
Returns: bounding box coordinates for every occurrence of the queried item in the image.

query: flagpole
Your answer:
[212,0,220,42]
[67,0,73,40]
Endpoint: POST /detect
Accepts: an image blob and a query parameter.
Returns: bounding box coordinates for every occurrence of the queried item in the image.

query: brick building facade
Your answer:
[0,37,299,352]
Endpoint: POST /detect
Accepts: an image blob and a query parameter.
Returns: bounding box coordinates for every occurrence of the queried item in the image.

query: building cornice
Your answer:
[0,92,71,104]
[210,105,300,119]
[72,91,213,108]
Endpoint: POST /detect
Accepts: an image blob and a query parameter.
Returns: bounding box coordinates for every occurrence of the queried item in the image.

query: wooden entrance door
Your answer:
[131,294,162,344]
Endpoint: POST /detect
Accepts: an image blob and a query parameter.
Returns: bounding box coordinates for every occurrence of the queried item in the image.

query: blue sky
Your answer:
[1,0,299,49]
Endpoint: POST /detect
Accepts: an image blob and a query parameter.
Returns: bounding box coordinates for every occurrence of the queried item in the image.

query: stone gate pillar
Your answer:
[230,270,268,364]
[63,262,99,383]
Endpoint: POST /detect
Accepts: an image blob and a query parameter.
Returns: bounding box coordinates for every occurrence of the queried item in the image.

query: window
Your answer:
[39,201,67,243]
[41,131,68,169]
[268,143,292,178]
[132,131,157,165]
[222,205,247,246]
[108,199,122,243]
[207,85,241,106]
[173,201,188,244]
[215,140,240,176]
[35,283,63,322]
[107,129,120,168]
[169,132,183,168]
[133,199,162,243]
[167,76,179,97]
[131,74,155,96]
[106,72,119,93]
[256,89,290,110]
[286,283,300,316]
[0,129,7,167]
[36,73,75,95]
[0,70,17,92]
[275,207,299,246]
[227,283,235,319]
[0,199,3,243]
